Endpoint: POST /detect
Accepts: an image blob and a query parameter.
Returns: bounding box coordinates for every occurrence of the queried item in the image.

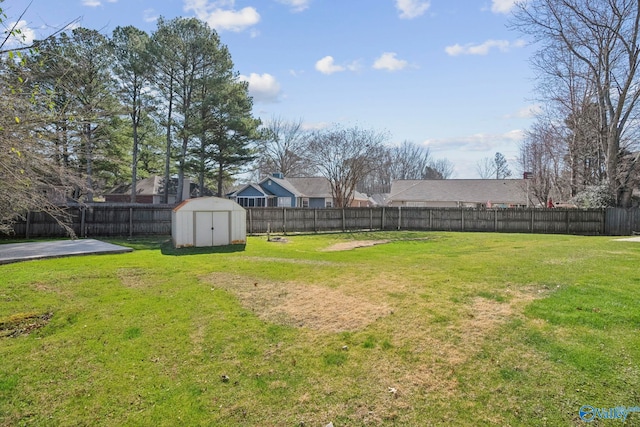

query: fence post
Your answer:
[531,209,534,233]
[282,208,287,234]
[314,209,317,233]
[81,207,86,238]
[129,207,134,238]
[342,209,346,231]
[494,209,498,232]
[566,209,570,234]
[461,209,465,231]
[370,208,373,230]
[25,211,31,238]
[382,207,386,230]
[429,209,432,230]
[249,208,253,234]
[397,206,401,230]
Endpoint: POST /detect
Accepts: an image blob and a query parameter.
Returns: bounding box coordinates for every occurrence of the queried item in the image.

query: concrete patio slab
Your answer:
[0,239,133,265]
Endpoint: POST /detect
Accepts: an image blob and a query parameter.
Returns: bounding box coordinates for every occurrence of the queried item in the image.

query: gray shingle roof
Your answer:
[260,175,304,197]
[107,176,164,196]
[285,177,333,198]
[388,179,528,205]
[286,177,369,201]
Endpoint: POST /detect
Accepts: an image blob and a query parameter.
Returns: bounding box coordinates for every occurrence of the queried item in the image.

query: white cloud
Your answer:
[301,121,330,131]
[184,0,260,32]
[276,0,311,12]
[423,130,524,152]
[4,20,36,47]
[143,9,159,23]
[395,0,431,19]
[445,39,526,56]
[82,0,101,6]
[491,0,517,14]
[239,73,281,103]
[373,52,408,71]
[346,60,362,72]
[505,104,543,119]
[315,56,346,75]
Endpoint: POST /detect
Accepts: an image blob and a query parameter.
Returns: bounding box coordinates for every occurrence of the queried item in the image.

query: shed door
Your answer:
[194,211,229,246]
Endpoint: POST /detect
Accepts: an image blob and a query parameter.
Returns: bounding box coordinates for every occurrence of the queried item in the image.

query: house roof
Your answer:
[285,177,333,198]
[231,183,269,197]
[107,176,166,196]
[369,193,389,206]
[388,179,528,205]
[285,177,369,201]
[259,175,304,197]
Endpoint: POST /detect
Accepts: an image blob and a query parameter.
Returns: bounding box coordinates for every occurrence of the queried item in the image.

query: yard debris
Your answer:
[388,387,398,397]
[0,311,53,338]
[221,374,230,383]
[342,345,349,351]
[325,422,334,427]
[269,236,288,243]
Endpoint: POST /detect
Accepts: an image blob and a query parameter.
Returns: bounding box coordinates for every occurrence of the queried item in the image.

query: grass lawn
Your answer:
[1,231,639,426]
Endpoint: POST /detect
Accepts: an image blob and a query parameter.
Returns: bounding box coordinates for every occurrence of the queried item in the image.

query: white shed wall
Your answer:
[171,197,246,248]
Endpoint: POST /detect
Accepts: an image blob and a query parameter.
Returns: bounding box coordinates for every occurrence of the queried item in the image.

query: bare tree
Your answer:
[308,126,387,207]
[431,158,454,179]
[518,117,568,205]
[476,152,512,179]
[513,0,640,206]
[255,116,312,178]
[0,5,84,235]
[359,141,452,194]
[388,140,434,180]
[476,156,496,179]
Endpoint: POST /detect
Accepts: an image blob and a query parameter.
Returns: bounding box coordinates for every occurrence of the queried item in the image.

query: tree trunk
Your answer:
[163,82,173,204]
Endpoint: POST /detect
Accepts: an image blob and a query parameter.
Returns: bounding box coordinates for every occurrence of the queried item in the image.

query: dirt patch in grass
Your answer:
[451,288,540,364]
[393,287,544,399]
[203,272,391,332]
[0,312,53,338]
[117,268,150,288]
[322,240,391,252]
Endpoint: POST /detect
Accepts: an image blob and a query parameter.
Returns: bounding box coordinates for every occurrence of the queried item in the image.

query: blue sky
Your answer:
[4,0,539,178]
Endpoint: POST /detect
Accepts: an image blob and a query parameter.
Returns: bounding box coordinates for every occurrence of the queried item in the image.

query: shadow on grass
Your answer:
[160,241,246,256]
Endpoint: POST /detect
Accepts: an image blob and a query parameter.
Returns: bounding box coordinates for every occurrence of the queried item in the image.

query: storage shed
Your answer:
[172,197,246,248]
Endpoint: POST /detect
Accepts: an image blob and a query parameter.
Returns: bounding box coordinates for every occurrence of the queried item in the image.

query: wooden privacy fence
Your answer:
[247,207,607,235]
[13,204,175,238]
[7,204,640,238]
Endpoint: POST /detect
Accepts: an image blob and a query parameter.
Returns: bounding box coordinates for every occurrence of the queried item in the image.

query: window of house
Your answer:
[302,198,309,208]
[325,200,333,208]
[278,197,291,207]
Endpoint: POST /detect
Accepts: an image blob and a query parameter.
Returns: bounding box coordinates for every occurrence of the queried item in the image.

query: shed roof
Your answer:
[388,179,528,204]
[173,196,245,212]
